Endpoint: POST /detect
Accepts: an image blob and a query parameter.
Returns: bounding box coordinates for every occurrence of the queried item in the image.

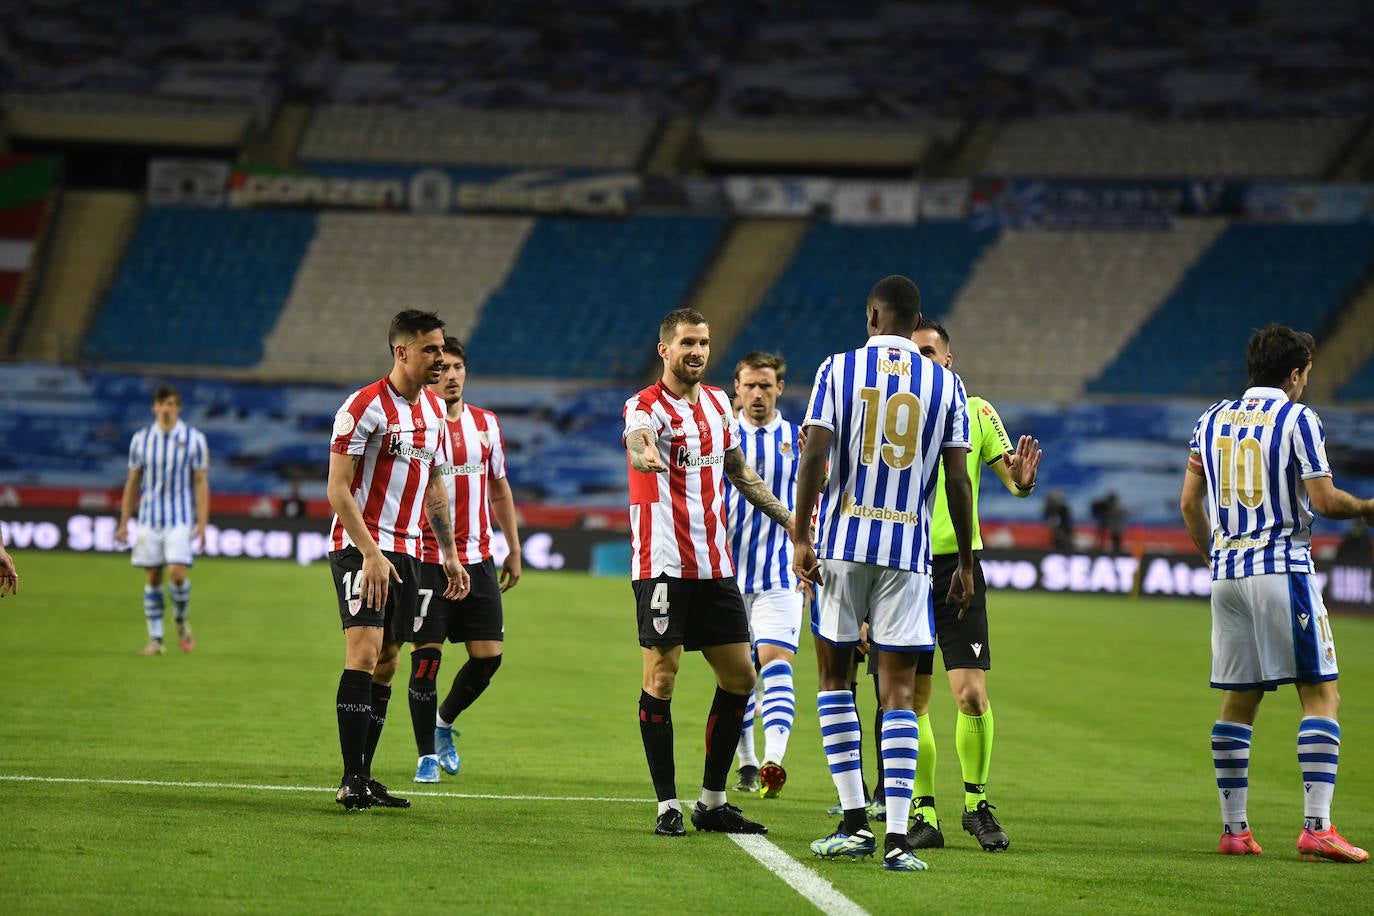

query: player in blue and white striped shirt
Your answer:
[1182,324,1374,863]
[793,275,976,872]
[117,386,210,656]
[724,352,802,799]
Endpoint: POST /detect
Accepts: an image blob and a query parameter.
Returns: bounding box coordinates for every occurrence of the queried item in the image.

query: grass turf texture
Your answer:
[3,552,1373,914]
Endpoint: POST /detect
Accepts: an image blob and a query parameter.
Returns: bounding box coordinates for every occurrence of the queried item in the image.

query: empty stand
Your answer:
[980,118,1361,179]
[299,106,658,170]
[1090,224,1374,397]
[944,219,1226,403]
[82,208,317,368]
[467,214,726,379]
[719,220,998,387]
[258,213,533,382]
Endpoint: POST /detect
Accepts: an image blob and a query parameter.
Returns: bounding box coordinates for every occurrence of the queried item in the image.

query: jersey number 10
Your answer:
[1215,435,1266,510]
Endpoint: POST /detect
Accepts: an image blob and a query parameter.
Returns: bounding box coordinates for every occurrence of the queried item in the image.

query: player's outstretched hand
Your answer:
[793,543,823,602]
[362,551,402,611]
[949,562,974,619]
[443,557,471,600]
[1006,435,1042,490]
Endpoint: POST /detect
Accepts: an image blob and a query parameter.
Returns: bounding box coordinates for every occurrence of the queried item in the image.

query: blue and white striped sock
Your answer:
[818,690,865,811]
[143,586,165,641]
[736,690,759,769]
[882,710,919,836]
[1299,716,1340,825]
[168,580,191,622]
[761,659,795,764]
[1211,720,1252,832]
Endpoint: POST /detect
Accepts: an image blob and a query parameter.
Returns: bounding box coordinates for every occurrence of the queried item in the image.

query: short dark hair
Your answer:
[659,307,708,344]
[443,336,467,362]
[389,309,445,349]
[1246,323,1315,388]
[734,351,786,381]
[868,275,921,325]
[152,385,181,404]
[915,316,949,346]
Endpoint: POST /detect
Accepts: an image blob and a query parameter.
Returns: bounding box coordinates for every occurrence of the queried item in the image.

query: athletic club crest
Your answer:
[413,617,423,632]
[479,430,490,448]
[653,615,669,635]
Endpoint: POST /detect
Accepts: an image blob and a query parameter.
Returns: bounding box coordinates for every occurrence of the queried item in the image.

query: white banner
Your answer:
[831,181,918,225]
[725,176,833,216]
[919,179,971,219]
[147,159,231,207]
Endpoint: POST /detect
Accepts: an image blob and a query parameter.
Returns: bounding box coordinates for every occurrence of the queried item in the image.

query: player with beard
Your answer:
[327,310,470,811]
[623,308,795,837]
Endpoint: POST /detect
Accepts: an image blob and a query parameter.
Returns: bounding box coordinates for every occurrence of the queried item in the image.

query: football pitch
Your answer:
[3,553,1373,914]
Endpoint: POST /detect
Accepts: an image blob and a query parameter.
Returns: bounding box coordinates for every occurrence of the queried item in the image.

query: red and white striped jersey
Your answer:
[420,403,507,564]
[623,381,740,581]
[328,377,450,559]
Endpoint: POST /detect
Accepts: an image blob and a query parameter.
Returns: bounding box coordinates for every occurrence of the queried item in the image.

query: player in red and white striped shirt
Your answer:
[327,310,470,811]
[623,308,794,837]
[407,337,522,784]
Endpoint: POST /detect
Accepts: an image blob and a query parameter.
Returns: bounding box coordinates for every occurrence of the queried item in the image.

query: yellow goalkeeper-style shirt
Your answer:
[929,395,1013,556]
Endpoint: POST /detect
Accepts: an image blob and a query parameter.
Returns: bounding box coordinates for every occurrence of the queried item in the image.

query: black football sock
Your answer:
[438,654,503,724]
[639,691,676,803]
[409,648,442,756]
[336,669,373,778]
[703,686,748,794]
[362,682,391,778]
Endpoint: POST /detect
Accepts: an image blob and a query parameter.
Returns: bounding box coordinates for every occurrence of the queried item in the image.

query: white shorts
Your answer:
[812,559,934,651]
[131,524,195,568]
[1211,572,1338,690]
[741,588,804,653]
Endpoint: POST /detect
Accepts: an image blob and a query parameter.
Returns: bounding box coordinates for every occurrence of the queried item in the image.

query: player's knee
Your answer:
[644,669,677,698]
[474,653,502,685]
[955,690,989,716]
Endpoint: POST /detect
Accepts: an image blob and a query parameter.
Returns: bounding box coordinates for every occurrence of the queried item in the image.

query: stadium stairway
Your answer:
[1306,268,1374,403]
[686,217,808,378]
[943,219,1227,403]
[257,213,533,383]
[18,191,140,363]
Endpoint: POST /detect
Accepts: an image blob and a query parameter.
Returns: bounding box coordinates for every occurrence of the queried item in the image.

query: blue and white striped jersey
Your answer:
[804,334,969,573]
[1188,386,1331,579]
[128,420,209,529]
[725,411,799,594]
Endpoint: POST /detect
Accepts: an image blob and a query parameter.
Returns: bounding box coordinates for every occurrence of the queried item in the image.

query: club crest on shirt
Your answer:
[479,430,490,448]
[778,439,792,455]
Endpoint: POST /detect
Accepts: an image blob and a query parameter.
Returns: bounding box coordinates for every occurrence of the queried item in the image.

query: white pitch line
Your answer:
[4,773,869,914]
[0,774,651,803]
[730,834,871,916]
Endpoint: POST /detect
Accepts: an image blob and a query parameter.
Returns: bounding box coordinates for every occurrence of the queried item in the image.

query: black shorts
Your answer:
[632,575,750,651]
[916,552,990,675]
[329,546,422,642]
[410,558,505,644]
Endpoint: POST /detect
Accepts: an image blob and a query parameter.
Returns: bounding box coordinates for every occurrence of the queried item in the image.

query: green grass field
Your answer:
[3,552,1373,914]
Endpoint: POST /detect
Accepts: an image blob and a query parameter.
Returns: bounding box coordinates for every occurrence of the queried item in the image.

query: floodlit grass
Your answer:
[3,553,1373,914]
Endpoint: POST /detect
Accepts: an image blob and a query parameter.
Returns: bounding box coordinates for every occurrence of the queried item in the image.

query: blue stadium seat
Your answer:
[83,208,317,367]
[1089,225,1374,397]
[718,220,998,387]
[467,214,726,379]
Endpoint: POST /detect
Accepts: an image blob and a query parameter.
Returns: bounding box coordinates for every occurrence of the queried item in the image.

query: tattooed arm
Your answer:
[625,410,666,473]
[724,445,792,529]
[424,473,470,599]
